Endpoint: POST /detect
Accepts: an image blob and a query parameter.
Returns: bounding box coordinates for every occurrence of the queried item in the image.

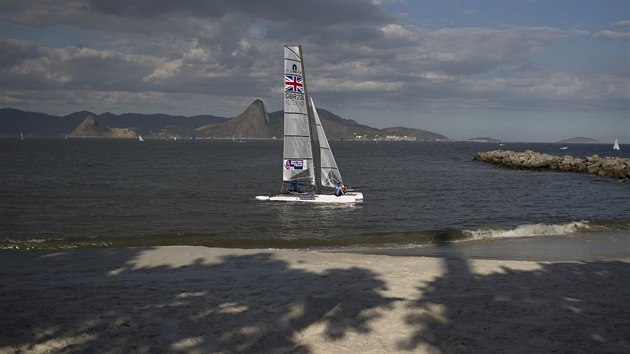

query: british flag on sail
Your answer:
[284,75,304,93]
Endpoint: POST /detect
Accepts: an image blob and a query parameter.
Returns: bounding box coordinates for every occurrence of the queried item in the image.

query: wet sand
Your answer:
[1,244,629,353]
[360,232,630,261]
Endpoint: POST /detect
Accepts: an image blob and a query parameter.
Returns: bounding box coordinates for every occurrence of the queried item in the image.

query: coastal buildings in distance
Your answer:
[354,134,418,141]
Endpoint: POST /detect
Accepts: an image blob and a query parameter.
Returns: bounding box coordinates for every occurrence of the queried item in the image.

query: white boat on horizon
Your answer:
[613,138,620,151]
[138,135,144,142]
[256,45,363,204]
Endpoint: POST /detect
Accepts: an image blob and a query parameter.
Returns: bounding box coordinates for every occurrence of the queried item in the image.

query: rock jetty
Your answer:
[474,150,630,179]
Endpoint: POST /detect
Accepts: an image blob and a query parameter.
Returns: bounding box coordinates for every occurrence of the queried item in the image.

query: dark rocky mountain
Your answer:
[68,116,137,138]
[197,99,270,138]
[68,116,109,138]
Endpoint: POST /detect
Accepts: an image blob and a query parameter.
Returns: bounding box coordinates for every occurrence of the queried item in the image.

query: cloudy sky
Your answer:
[1,0,628,142]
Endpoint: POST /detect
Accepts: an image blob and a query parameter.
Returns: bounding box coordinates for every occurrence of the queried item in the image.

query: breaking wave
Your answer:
[463,221,592,241]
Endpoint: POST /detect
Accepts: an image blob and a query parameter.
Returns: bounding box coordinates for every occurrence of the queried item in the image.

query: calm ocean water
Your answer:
[1,138,629,250]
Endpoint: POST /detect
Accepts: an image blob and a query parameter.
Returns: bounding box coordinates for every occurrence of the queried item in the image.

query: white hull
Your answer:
[256,192,363,203]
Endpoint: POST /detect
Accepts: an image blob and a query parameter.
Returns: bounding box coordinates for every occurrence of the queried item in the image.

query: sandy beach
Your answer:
[1,245,629,353]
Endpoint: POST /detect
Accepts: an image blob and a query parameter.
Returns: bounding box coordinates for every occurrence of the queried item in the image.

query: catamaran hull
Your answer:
[256,192,363,203]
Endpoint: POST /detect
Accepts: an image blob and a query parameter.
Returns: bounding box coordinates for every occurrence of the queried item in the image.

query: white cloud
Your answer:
[594,30,630,41]
[315,78,403,92]
[144,59,183,81]
[381,23,416,39]
[231,39,251,57]
[182,39,210,64]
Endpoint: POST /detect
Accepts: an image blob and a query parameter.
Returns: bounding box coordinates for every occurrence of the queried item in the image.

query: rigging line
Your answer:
[285,46,300,57]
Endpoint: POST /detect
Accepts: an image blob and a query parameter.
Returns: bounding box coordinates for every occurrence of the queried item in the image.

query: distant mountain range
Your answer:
[0,100,449,141]
[557,137,599,144]
[0,107,225,138]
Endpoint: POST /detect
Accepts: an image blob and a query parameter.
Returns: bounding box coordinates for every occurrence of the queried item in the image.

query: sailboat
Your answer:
[232,134,245,143]
[20,132,24,141]
[613,138,620,151]
[256,45,363,203]
[138,135,144,142]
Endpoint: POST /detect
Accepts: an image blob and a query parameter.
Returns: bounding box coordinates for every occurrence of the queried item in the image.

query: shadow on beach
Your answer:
[1,246,629,353]
[0,248,398,353]
[398,242,630,353]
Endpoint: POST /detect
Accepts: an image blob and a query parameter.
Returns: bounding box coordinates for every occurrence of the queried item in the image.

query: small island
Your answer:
[557,137,599,144]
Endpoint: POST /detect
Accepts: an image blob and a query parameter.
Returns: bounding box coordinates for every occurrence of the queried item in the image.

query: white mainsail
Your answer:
[613,138,620,151]
[311,97,343,188]
[282,45,316,189]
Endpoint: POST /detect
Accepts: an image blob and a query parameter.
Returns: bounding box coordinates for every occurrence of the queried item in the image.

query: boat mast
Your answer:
[298,45,319,193]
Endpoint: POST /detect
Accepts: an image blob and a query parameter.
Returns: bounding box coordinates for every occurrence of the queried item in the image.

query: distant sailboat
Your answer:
[20,132,24,140]
[138,135,144,142]
[613,138,620,151]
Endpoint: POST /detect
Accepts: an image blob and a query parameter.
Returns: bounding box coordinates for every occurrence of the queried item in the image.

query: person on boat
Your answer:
[288,182,302,193]
[335,182,346,196]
